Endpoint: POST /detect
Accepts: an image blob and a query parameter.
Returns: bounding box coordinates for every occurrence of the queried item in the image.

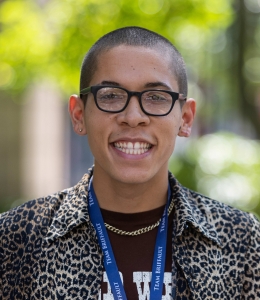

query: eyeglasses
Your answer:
[80,85,186,116]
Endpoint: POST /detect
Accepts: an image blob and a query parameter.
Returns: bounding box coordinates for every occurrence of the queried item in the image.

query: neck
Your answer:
[91,166,169,213]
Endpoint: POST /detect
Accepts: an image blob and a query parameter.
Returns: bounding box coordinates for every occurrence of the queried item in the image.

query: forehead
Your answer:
[90,45,178,91]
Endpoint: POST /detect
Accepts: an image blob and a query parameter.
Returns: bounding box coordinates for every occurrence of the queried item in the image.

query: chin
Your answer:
[112,169,157,185]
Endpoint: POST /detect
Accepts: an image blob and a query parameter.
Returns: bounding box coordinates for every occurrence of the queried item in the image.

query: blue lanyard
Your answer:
[88,178,171,300]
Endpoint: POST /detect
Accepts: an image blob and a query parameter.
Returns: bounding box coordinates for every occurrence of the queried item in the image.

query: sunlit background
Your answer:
[0,0,259,217]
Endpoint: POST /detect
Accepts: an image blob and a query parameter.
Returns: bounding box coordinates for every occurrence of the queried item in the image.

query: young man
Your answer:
[0,27,259,300]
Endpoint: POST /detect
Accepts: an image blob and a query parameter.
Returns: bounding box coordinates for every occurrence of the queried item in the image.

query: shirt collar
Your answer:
[46,168,222,247]
[169,172,223,247]
[45,169,93,243]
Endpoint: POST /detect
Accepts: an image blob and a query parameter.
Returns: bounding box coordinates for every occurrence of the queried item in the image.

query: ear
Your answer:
[68,95,87,135]
[178,98,196,137]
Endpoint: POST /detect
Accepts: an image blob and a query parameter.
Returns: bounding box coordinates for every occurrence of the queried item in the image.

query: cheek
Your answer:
[86,125,106,160]
[85,113,112,147]
[161,113,181,135]
[159,116,180,152]
[87,120,103,139]
[170,111,182,133]
[84,105,102,131]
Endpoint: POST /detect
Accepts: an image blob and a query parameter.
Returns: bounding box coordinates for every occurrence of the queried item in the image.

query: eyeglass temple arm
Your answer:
[179,94,187,101]
[80,86,91,97]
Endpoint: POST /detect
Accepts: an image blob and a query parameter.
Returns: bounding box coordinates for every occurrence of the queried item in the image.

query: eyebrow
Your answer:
[98,80,173,91]
[99,80,121,86]
[144,81,172,90]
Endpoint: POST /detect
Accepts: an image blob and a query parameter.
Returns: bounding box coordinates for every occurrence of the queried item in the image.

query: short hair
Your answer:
[80,26,187,99]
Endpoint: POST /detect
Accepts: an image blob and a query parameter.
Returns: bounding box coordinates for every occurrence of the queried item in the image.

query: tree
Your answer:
[0,0,233,96]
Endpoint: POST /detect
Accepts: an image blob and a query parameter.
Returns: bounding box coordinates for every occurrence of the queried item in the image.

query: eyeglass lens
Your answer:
[96,87,173,115]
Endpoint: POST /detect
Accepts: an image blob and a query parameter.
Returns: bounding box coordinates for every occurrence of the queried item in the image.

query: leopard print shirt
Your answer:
[0,168,259,299]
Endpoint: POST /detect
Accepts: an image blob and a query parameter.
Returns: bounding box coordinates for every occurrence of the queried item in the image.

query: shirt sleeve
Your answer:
[242,214,260,298]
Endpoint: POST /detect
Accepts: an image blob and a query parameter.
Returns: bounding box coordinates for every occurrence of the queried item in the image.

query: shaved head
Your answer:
[80,27,187,98]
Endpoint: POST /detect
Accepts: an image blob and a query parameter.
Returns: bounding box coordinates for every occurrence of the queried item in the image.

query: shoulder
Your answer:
[188,187,259,234]
[169,173,260,247]
[0,186,75,245]
[169,173,260,296]
[180,184,260,293]
[0,171,93,249]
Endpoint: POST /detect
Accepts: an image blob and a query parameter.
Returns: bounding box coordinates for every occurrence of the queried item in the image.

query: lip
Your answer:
[111,137,154,144]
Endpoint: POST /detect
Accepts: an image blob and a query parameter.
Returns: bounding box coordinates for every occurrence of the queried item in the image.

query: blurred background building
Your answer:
[0,0,259,216]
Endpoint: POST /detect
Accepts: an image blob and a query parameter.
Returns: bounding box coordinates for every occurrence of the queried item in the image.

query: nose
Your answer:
[116,95,150,127]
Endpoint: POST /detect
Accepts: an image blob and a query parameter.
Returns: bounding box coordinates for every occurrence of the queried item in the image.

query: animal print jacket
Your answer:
[0,169,259,299]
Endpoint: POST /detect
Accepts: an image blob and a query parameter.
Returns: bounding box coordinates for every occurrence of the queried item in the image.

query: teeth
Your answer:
[114,141,151,155]
[134,142,140,149]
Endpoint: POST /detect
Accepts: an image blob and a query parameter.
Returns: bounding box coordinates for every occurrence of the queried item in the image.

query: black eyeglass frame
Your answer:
[80,85,186,116]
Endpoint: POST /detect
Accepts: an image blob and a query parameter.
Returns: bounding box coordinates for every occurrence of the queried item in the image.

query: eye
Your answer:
[144,92,170,102]
[97,88,127,102]
[151,94,166,101]
[100,93,119,100]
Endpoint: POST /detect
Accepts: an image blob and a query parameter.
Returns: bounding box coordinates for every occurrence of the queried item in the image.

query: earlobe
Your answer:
[68,95,87,135]
[178,98,196,137]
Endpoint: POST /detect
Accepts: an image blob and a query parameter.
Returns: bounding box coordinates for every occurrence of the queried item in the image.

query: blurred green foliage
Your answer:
[0,0,233,96]
[170,132,260,218]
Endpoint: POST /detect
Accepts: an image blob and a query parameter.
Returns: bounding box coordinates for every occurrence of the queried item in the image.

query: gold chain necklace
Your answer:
[104,200,174,236]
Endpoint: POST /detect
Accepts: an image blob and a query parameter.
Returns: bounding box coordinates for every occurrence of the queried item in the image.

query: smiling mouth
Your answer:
[114,141,152,155]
